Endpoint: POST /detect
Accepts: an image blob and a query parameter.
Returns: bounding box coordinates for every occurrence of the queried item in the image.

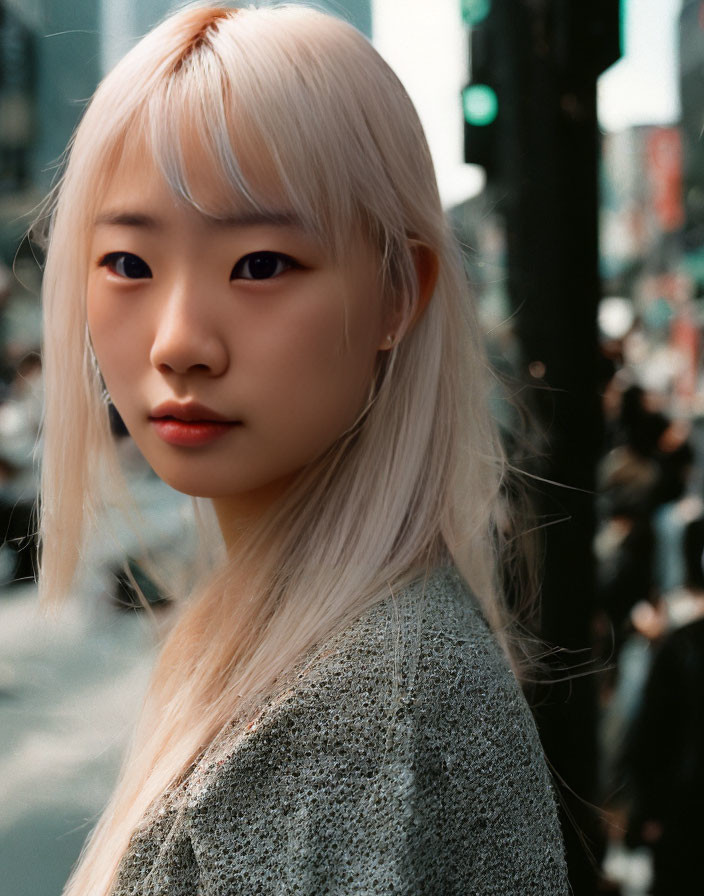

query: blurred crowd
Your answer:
[0,258,41,587]
[595,295,704,895]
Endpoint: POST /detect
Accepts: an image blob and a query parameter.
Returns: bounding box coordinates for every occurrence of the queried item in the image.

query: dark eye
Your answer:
[231,251,296,281]
[100,252,152,279]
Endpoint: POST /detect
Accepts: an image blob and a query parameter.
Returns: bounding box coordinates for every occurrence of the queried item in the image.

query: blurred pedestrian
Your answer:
[623,613,704,895]
[623,516,704,894]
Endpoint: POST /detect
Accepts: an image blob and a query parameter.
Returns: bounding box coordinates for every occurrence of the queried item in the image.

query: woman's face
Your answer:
[86,144,389,518]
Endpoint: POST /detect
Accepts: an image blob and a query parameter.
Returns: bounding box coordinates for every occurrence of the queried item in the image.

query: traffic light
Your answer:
[462,1,503,179]
[461,0,620,184]
[461,0,491,26]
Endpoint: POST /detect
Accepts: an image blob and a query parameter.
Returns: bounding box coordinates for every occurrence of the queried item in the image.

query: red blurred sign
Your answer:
[671,310,699,402]
[646,128,684,233]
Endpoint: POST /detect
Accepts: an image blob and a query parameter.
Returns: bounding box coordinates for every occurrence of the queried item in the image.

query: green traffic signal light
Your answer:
[461,0,491,26]
[462,84,498,126]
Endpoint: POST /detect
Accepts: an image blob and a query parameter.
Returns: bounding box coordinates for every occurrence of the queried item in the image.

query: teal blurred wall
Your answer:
[31,0,371,188]
[0,0,370,260]
[133,0,372,39]
[33,0,100,188]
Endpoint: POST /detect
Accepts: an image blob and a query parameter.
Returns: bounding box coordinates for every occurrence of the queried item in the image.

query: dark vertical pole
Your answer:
[509,61,602,896]
[490,1,620,891]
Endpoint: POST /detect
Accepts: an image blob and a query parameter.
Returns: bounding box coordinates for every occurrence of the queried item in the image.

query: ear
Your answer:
[378,240,439,351]
[409,240,439,326]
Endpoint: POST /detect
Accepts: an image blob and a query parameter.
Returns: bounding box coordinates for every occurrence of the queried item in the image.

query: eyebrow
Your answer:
[93,209,307,231]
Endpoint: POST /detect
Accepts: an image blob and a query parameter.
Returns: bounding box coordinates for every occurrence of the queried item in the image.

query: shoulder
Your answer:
[206,566,530,769]
[184,567,568,894]
[296,564,513,690]
[288,565,539,765]
[185,568,498,801]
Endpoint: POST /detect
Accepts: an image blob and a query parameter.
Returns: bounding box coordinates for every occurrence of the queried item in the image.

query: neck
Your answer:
[212,474,296,556]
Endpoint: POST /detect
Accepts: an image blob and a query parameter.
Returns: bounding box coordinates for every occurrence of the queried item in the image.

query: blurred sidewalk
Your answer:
[0,471,192,896]
[0,580,155,896]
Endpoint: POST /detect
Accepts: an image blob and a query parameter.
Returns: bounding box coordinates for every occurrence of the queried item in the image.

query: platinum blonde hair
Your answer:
[38,5,523,893]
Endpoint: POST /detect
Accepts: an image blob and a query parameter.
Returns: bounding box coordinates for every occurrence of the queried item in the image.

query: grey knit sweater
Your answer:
[111,567,568,894]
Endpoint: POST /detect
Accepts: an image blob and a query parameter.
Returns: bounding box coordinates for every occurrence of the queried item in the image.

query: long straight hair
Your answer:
[38,5,523,893]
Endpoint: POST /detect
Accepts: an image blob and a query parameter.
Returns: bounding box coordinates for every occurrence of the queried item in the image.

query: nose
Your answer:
[149,283,229,377]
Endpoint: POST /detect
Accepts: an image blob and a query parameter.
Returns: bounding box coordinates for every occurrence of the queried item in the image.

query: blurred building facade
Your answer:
[596,0,704,414]
[0,0,371,357]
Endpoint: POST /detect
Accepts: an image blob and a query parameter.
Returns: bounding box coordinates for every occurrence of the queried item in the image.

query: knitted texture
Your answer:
[110,567,568,894]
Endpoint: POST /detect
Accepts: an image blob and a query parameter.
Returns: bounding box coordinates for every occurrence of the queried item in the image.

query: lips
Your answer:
[149,401,233,423]
[149,401,240,447]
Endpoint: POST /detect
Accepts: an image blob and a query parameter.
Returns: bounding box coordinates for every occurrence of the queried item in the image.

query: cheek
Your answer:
[261,301,381,443]
[86,285,148,411]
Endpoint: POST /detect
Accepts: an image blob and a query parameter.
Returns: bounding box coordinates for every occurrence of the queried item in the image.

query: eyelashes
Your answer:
[99,252,152,279]
[98,251,299,281]
[230,251,297,280]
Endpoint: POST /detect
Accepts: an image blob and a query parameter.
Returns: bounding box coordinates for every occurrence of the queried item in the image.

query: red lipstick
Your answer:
[149,402,240,447]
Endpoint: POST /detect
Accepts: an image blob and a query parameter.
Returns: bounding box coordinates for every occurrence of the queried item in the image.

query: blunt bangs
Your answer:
[128,5,404,261]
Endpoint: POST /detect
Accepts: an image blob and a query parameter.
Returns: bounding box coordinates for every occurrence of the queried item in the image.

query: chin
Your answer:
[149,465,299,504]
[154,474,237,499]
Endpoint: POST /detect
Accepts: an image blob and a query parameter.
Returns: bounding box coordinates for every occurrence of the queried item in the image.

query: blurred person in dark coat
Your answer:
[623,517,704,895]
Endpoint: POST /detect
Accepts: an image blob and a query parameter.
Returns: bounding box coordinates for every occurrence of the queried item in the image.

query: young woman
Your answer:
[38,4,568,893]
